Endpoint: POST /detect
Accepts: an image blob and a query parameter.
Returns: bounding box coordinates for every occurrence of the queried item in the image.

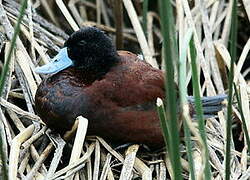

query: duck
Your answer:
[35,27,226,148]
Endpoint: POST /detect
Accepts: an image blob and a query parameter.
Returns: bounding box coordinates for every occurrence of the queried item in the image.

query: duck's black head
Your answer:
[35,27,120,77]
[65,27,120,73]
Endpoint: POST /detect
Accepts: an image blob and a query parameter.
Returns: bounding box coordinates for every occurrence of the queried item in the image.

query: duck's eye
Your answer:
[54,59,58,62]
[78,40,86,46]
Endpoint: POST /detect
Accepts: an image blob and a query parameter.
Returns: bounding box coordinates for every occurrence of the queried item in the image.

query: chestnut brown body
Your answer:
[35,51,165,147]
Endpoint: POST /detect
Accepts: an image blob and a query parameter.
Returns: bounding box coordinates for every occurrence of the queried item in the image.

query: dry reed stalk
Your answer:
[40,0,59,26]
[68,0,85,26]
[159,162,167,180]
[93,140,101,180]
[20,24,49,67]
[86,148,92,180]
[55,0,79,31]
[147,12,155,58]
[214,41,247,85]
[6,107,48,175]
[119,144,139,180]
[79,3,88,22]
[2,42,14,99]
[21,126,46,151]
[0,4,38,100]
[99,153,112,180]
[19,151,31,175]
[221,0,233,45]
[100,0,110,26]
[199,0,224,94]
[0,98,42,122]
[50,143,95,180]
[82,21,138,42]
[7,109,25,130]
[209,1,219,28]
[66,116,88,180]
[114,0,123,49]
[27,0,35,62]
[122,0,158,68]
[164,154,173,179]
[96,0,101,24]
[242,0,250,21]
[25,142,53,180]
[182,0,216,95]
[234,38,250,83]
[97,136,152,179]
[9,125,35,179]
[59,163,86,179]
[0,105,13,146]
[134,158,152,180]
[96,136,124,162]
[45,135,65,179]
[239,84,250,138]
[44,119,80,179]
[208,146,224,177]
[0,109,8,171]
[0,0,249,179]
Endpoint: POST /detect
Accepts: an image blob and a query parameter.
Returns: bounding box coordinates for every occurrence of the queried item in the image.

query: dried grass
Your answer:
[0,0,249,179]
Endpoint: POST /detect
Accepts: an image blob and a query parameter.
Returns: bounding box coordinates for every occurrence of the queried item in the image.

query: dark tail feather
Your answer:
[187,94,227,118]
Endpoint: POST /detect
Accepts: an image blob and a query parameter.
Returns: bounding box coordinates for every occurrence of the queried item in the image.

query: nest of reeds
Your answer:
[0,0,250,179]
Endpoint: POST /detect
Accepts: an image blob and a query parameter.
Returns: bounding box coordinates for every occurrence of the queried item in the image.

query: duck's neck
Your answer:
[67,56,120,85]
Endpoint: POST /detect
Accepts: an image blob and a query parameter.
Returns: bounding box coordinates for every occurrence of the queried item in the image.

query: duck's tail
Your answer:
[187,94,227,119]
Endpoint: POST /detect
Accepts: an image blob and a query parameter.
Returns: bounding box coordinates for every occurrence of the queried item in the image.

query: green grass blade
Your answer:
[233,84,250,151]
[225,0,237,179]
[142,0,149,36]
[179,28,195,180]
[0,0,28,179]
[183,121,195,179]
[156,98,170,149]
[0,0,28,95]
[189,36,211,180]
[158,0,182,179]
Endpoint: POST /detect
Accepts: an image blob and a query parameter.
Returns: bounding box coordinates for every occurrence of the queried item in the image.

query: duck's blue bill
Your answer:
[35,47,73,74]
